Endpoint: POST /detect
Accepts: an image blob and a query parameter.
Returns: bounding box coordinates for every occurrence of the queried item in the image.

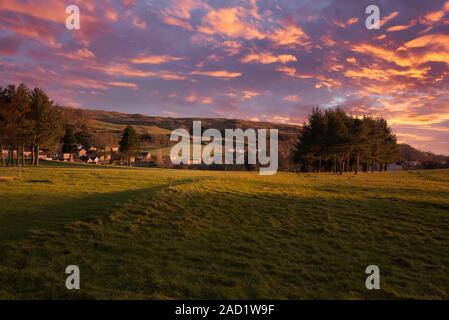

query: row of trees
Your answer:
[0,83,142,167]
[0,84,63,166]
[1,84,401,172]
[295,108,400,174]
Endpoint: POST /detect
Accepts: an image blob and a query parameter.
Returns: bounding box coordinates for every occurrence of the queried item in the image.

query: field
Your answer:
[0,164,448,299]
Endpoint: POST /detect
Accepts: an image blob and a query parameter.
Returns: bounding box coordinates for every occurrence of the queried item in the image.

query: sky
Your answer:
[0,0,448,155]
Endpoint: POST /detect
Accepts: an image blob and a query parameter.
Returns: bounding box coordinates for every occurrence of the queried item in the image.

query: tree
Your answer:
[0,84,63,167]
[62,128,78,161]
[294,108,329,172]
[119,125,140,166]
[14,84,32,166]
[325,108,351,174]
[0,84,31,167]
[294,107,400,174]
[74,125,92,148]
[0,86,12,166]
[350,117,370,174]
[29,88,63,165]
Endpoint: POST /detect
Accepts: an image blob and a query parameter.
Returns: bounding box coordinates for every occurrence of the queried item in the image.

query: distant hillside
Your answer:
[58,106,301,134]
[57,106,447,169]
[57,106,301,170]
[399,143,449,163]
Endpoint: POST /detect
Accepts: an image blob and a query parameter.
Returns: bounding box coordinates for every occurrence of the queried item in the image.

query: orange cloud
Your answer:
[321,35,336,46]
[132,16,147,29]
[275,67,340,90]
[389,113,449,126]
[108,81,138,89]
[91,64,186,80]
[191,70,242,78]
[198,7,265,40]
[423,1,449,23]
[403,33,449,65]
[396,132,434,142]
[184,93,214,104]
[346,57,357,64]
[201,96,214,104]
[346,17,359,25]
[0,15,61,48]
[185,93,198,102]
[241,90,259,100]
[344,66,429,81]
[58,48,95,60]
[105,8,118,21]
[163,16,193,30]
[333,17,358,28]
[131,55,183,64]
[162,0,210,30]
[95,64,155,77]
[268,22,309,46]
[158,71,187,81]
[351,44,412,67]
[276,66,298,77]
[0,0,67,23]
[387,20,417,32]
[283,95,301,102]
[381,11,399,26]
[241,53,297,64]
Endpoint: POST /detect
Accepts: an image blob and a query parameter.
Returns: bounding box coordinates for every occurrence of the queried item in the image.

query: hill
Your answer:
[58,106,301,170]
[399,143,449,163]
[58,106,301,135]
[57,106,447,169]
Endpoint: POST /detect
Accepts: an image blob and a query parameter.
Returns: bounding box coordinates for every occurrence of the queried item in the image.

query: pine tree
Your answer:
[295,107,400,174]
[119,125,140,166]
[29,88,63,165]
[62,128,78,161]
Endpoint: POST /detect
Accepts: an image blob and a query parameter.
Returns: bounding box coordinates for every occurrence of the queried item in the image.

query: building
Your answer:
[87,156,99,164]
[77,149,87,158]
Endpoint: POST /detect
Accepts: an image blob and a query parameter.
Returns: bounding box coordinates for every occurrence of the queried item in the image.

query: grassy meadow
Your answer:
[0,163,448,299]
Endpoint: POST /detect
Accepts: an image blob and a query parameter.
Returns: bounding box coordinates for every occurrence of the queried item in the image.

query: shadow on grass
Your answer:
[0,181,448,299]
[0,185,163,242]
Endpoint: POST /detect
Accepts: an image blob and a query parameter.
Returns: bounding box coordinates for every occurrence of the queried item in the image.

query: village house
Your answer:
[60,153,73,161]
[77,148,87,158]
[87,156,99,164]
[138,151,152,162]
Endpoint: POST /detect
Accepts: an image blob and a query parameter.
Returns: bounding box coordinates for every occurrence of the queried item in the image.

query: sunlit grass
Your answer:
[0,164,448,299]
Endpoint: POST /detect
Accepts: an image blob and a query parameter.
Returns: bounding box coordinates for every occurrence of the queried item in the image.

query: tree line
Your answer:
[294,108,400,174]
[0,84,63,166]
[0,83,142,167]
[1,83,402,172]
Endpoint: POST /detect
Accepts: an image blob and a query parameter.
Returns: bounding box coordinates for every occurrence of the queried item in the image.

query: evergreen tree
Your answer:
[119,125,140,166]
[75,125,92,149]
[350,117,370,174]
[29,88,63,165]
[0,84,31,166]
[62,128,78,161]
[295,107,400,174]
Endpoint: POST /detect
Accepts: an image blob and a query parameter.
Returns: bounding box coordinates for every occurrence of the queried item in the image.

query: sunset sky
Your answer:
[1,0,448,154]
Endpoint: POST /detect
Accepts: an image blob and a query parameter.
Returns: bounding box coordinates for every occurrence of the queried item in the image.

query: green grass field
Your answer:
[0,164,448,299]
